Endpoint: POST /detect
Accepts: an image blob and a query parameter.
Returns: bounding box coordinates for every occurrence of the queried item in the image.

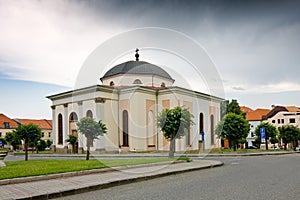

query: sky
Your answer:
[1,0,300,119]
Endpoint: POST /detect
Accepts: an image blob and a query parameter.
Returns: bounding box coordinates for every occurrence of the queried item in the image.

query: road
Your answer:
[55,154,300,200]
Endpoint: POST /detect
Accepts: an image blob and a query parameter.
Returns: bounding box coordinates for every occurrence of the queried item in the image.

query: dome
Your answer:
[100,60,173,81]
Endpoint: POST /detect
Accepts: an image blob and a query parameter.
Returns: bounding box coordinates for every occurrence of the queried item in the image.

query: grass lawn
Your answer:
[0,158,176,180]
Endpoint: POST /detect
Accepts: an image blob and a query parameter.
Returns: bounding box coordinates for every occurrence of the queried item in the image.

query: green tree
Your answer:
[220,100,229,119]
[215,113,250,151]
[157,106,194,158]
[15,123,42,161]
[254,122,277,150]
[278,125,300,150]
[37,140,47,151]
[227,99,245,118]
[66,135,77,154]
[77,118,107,160]
[46,139,52,148]
[4,131,21,150]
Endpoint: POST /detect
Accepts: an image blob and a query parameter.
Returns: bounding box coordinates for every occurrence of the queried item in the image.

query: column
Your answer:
[63,103,68,153]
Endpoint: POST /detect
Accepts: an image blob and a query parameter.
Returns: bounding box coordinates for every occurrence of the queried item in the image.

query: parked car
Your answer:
[45,147,51,151]
[295,146,300,151]
[24,147,36,151]
[270,145,280,150]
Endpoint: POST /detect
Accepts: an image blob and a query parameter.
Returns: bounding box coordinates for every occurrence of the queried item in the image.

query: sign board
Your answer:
[0,141,2,147]
[260,128,266,143]
[201,132,205,142]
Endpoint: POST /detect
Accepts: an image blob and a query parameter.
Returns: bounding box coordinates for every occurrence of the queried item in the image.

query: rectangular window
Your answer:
[42,132,44,137]
[281,119,284,124]
[277,119,280,124]
[251,132,254,137]
[4,122,10,128]
[272,120,275,123]
[48,132,51,138]
[289,118,296,123]
[0,132,2,137]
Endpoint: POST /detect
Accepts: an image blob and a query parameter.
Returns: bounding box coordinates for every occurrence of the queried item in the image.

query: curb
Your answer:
[0,160,185,186]
[198,151,300,157]
[23,161,224,200]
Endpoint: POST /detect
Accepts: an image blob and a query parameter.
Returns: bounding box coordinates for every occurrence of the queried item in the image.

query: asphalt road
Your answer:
[56,154,300,200]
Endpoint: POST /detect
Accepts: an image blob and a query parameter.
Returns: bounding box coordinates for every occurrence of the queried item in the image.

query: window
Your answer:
[210,115,214,145]
[289,118,296,123]
[123,110,129,147]
[251,125,254,128]
[86,110,93,118]
[272,120,275,123]
[251,132,254,137]
[42,132,44,138]
[281,119,284,124]
[133,79,142,84]
[48,132,51,138]
[199,113,204,134]
[110,81,114,86]
[69,112,78,121]
[278,119,280,124]
[161,82,166,87]
[0,132,2,137]
[4,122,10,128]
[58,114,63,144]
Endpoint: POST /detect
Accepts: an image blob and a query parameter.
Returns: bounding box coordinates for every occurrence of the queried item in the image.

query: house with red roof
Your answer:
[14,119,52,142]
[0,113,19,139]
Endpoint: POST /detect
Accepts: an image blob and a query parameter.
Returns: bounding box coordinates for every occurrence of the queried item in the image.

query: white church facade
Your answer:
[47,51,224,153]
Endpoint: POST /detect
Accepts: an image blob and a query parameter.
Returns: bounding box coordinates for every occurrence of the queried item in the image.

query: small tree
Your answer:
[5,131,21,150]
[77,117,107,160]
[215,113,249,151]
[157,106,194,158]
[66,135,77,154]
[278,125,300,150]
[227,99,245,118]
[46,139,52,148]
[254,122,277,150]
[15,123,42,161]
[37,140,47,151]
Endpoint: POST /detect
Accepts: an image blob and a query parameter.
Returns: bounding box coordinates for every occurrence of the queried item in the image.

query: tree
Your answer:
[66,135,77,154]
[220,100,229,119]
[215,113,249,151]
[4,131,21,150]
[254,122,277,150]
[157,106,194,158]
[278,125,300,150]
[37,140,47,151]
[77,117,107,160]
[46,140,52,148]
[15,123,42,161]
[227,99,245,118]
[0,137,6,148]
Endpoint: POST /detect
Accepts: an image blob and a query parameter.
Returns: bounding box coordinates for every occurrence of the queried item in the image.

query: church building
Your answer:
[47,50,224,153]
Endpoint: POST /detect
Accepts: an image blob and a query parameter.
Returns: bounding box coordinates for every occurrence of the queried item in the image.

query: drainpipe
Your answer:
[156,89,159,151]
[117,89,120,147]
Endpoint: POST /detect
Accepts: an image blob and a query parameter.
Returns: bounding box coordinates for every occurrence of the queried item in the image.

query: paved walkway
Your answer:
[0,160,223,200]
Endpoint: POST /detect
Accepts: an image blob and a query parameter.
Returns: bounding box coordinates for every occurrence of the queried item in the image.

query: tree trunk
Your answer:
[169,138,175,158]
[25,142,28,161]
[86,138,90,160]
[265,138,268,150]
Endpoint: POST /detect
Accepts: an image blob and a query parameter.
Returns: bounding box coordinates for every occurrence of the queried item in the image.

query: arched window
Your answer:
[122,110,129,146]
[86,110,93,118]
[210,114,214,145]
[161,82,166,87]
[110,81,115,86]
[69,112,78,122]
[133,79,142,84]
[199,113,204,134]
[58,114,63,144]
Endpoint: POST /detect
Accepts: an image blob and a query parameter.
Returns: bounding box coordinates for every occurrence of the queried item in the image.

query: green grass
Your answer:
[0,158,176,180]
[13,151,53,155]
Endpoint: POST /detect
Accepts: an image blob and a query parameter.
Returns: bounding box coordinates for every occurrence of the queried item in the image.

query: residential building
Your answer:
[0,113,18,139]
[245,108,270,147]
[14,119,52,142]
[47,52,224,153]
[263,106,300,128]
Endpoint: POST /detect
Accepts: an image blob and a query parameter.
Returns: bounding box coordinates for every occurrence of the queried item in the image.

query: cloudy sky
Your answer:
[1,0,300,119]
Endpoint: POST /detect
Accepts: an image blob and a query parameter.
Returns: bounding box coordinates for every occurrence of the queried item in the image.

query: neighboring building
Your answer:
[245,108,270,147]
[262,106,300,128]
[14,119,52,142]
[0,113,19,139]
[47,52,224,153]
[240,106,253,115]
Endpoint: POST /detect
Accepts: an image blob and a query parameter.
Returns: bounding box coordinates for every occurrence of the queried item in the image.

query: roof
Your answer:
[0,114,18,129]
[240,106,253,114]
[246,108,270,121]
[285,106,300,112]
[16,119,52,129]
[100,60,174,81]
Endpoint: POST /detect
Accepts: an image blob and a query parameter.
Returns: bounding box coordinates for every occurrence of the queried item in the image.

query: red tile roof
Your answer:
[0,113,19,128]
[246,109,271,121]
[240,106,253,114]
[16,119,52,129]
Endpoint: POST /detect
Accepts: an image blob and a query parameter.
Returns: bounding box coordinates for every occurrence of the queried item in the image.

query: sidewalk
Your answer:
[0,160,223,200]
